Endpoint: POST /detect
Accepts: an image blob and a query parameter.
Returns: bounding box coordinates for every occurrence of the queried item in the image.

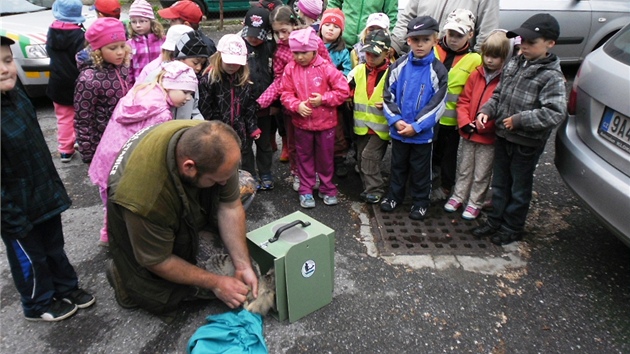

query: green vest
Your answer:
[352,65,391,141]
[434,49,482,126]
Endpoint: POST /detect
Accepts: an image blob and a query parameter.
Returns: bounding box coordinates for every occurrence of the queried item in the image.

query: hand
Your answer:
[298,101,312,117]
[374,102,383,110]
[253,133,260,140]
[308,93,322,108]
[397,124,416,137]
[234,266,259,300]
[211,275,250,309]
[460,122,476,134]
[503,116,514,130]
[476,113,489,129]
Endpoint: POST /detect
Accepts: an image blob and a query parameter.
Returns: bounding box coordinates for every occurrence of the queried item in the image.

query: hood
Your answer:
[47,21,84,51]
[115,86,170,124]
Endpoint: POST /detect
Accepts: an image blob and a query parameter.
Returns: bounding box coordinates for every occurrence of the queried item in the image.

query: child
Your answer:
[320,8,352,177]
[350,12,390,67]
[444,30,512,220]
[135,24,193,84]
[280,27,350,208]
[242,6,277,190]
[297,0,323,31]
[1,35,95,322]
[347,29,391,204]
[89,61,198,245]
[431,9,482,201]
[127,0,165,85]
[472,13,567,245]
[256,5,331,191]
[74,17,131,164]
[380,16,448,220]
[198,34,261,176]
[46,0,85,163]
[157,0,217,55]
[93,0,121,19]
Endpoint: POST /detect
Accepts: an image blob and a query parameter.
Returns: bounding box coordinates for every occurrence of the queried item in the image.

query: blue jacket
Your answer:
[383,50,448,144]
[326,43,352,76]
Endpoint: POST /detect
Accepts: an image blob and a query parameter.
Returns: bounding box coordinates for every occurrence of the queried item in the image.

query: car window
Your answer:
[1,0,47,15]
[604,25,630,66]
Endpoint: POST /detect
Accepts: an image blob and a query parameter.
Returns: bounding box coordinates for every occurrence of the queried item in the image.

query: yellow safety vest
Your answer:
[434,49,482,126]
[352,65,391,141]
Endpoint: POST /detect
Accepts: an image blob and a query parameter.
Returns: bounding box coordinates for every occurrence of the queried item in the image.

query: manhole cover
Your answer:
[371,204,503,256]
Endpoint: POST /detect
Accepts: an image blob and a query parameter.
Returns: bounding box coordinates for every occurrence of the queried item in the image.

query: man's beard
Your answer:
[180,172,200,188]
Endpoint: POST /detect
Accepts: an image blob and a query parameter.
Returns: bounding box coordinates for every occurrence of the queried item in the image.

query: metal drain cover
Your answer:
[371,204,503,256]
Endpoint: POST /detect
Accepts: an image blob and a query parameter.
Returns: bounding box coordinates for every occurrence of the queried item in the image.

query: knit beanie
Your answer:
[289,27,319,52]
[85,17,126,50]
[173,31,210,59]
[297,0,323,20]
[52,0,85,24]
[160,60,198,92]
[162,24,194,51]
[129,0,155,19]
[320,8,345,32]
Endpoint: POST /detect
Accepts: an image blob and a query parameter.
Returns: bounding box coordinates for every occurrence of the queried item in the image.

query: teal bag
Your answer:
[187,309,268,354]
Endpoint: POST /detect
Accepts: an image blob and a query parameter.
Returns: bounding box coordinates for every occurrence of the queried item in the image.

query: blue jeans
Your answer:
[2,214,78,317]
[487,137,545,232]
[386,139,432,208]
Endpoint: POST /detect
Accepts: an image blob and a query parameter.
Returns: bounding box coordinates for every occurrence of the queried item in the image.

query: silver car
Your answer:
[555,23,630,247]
[499,0,630,64]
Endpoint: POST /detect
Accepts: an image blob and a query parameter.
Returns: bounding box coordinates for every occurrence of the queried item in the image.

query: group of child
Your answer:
[46,0,567,247]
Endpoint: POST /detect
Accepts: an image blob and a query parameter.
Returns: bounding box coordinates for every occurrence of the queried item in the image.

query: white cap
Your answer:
[217,34,247,66]
[161,24,194,51]
[365,13,389,30]
[443,9,476,35]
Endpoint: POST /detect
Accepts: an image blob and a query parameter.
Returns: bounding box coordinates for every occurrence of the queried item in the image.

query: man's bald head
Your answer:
[176,121,241,174]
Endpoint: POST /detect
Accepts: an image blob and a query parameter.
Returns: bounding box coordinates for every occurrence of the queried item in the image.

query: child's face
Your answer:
[245,36,264,47]
[483,54,504,71]
[520,37,555,61]
[0,45,17,93]
[130,16,152,36]
[406,34,437,59]
[292,51,315,67]
[100,41,127,66]
[445,29,473,51]
[180,57,207,74]
[364,51,387,68]
[168,89,194,107]
[321,23,342,44]
[272,22,293,42]
[221,61,242,75]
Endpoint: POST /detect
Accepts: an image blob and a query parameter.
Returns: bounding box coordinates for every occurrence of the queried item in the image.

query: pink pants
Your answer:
[53,103,76,154]
[99,186,108,243]
[294,127,337,196]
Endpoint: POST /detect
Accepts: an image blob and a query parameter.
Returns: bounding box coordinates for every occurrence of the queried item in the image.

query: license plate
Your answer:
[599,108,630,154]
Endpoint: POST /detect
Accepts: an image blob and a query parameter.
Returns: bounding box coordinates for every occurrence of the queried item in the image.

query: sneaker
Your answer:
[25,298,77,322]
[74,142,79,150]
[313,173,320,190]
[380,198,398,212]
[471,223,499,238]
[318,192,338,206]
[443,198,462,212]
[292,175,300,192]
[60,152,74,163]
[409,205,427,220]
[260,174,274,190]
[299,194,315,208]
[255,177,262,190]
[61,289,95,309]
[106,260,138,309]
[462,205,481,220]
[364,194,381,204]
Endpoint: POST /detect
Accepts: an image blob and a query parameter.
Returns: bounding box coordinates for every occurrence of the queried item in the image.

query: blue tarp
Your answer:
[187,309,268,354]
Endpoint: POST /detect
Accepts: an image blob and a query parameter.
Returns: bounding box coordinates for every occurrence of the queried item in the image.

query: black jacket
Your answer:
[46,21,85,105]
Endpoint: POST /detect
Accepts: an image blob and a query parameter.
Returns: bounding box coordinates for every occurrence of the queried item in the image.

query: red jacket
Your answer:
[456,65,499,145]
[280,54,350,131]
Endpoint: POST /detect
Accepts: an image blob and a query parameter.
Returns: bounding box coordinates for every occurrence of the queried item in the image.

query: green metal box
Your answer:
[246,211,335,323]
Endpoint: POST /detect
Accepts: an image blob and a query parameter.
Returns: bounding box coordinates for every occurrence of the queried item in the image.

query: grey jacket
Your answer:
[479,53,568,147]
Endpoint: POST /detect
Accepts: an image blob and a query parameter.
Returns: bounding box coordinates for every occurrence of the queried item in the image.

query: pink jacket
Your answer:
[281,54,350,131]
[88,84,173,188]
[127,33,165,86]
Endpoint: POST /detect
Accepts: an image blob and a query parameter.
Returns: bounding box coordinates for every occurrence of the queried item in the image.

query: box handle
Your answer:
[268,220,311,243]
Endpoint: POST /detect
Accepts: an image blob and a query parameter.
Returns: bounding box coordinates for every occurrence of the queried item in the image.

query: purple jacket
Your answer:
[127,33,165,86]
[74,52,130,163]
[88,84,173,188]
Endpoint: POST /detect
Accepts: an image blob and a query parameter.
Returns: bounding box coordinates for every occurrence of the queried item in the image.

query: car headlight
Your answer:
[25,44,48,59]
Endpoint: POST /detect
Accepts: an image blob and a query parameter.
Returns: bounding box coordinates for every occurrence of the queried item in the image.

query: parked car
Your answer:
[499,0,630,64]
[555,23,630,247]
[158,0,294,17]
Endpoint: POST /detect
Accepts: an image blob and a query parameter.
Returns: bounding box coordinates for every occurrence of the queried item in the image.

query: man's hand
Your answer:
[212,275,251,309]
[298,101,312,117]
[235,266,259,300]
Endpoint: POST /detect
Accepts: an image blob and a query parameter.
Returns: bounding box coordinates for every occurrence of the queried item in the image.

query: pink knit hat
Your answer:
[129,0,155,19]
[321,8,345,32]
[289,27,319,52]
[85,17,126,50]
[297,0,323,20]
[160,61,198,92]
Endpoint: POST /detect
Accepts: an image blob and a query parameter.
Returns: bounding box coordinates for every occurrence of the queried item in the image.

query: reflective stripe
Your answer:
[446,92,460,102]
[354,118,389,132]
[354,102,383,116]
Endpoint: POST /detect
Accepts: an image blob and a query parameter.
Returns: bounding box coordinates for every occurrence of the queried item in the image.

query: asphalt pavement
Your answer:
[1,24,629,354]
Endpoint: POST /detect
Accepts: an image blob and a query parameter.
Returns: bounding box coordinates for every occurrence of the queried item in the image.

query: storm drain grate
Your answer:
[371,204,503,256]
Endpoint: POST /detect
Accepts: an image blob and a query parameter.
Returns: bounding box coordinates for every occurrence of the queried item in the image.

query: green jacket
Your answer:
[327,0,398,47]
